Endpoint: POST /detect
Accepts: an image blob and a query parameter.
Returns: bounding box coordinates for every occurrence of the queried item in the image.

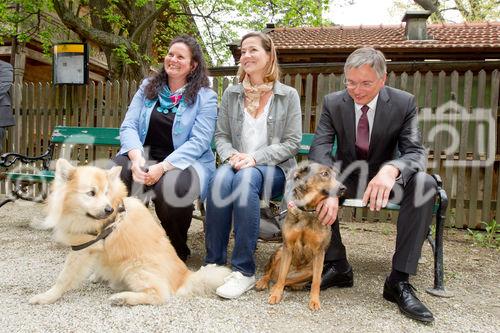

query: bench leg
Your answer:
[426,183,453,298]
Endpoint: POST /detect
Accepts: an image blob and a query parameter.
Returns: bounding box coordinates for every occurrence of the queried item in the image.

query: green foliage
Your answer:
[113,44,138,66]
[467,220,499,249]
[0,0,54,43]
[234,0,330,28]
[188,0,330,66]
[396,0,500,23]
[102,6,127,29]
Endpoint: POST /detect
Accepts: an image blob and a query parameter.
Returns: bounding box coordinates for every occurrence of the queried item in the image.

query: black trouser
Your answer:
[325,171,437,275]
[113,155,200,261]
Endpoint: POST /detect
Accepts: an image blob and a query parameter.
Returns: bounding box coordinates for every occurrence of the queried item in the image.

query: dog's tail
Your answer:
[176,265,231,297]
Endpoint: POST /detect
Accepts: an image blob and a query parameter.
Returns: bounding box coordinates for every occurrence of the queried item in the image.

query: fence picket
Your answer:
[284,74,291,86]
[316,74,325,128]
[304,74,313,133]
[481,70,500,226]
[96,82,104,128]
[443,71,459,225]
[455,71,473,228]
[468,71,486,227]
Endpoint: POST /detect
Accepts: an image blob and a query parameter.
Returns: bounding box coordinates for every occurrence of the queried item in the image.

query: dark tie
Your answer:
[356,105,370,160]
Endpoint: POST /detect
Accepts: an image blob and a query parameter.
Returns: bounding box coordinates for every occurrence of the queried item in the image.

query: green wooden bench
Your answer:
[0,126,121,206]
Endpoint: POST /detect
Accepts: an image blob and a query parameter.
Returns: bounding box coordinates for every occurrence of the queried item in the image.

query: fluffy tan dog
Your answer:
[29,159,231,305]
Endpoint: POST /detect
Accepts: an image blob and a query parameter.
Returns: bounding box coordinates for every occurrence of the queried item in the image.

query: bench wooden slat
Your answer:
[7,170,55,182]
[50,126,120,146]
[342,198,440,214]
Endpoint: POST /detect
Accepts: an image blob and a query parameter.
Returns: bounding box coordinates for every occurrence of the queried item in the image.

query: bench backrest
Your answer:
[210,133,336,159]
[298,133,337,157]
[51,126,120,146]
[50,127,334,161]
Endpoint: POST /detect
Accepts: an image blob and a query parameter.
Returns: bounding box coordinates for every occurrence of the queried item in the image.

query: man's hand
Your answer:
[362,164,399,211]
[316,196,339,226]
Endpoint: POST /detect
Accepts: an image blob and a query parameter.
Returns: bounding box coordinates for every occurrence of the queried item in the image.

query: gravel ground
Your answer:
[0,198,499,333]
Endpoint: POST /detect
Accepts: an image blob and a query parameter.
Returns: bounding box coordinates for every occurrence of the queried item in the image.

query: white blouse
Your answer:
[241,97,272,154]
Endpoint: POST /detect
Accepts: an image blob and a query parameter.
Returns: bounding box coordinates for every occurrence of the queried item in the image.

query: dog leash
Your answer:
[71,225,115,251]
[71,203,125,251]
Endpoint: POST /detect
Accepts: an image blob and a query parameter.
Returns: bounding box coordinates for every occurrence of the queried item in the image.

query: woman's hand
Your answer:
[229,153,256,170]
[130,157,147,184]
[128,149,147,184]
[145,163,165,186]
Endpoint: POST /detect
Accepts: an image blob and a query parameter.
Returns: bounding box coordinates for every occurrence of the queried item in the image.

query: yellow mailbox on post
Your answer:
[53,43,88,85]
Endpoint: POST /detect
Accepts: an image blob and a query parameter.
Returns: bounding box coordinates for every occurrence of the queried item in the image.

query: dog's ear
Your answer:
[55,158,75,181]
[107,166,122,182]
[293,164,310,181]
[330,166,340,176]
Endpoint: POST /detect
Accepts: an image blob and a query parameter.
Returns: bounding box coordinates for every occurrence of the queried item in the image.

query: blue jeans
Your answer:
[204,164,286,276]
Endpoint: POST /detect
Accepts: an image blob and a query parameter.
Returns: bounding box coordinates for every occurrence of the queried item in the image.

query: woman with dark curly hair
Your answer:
[114,35,217,261]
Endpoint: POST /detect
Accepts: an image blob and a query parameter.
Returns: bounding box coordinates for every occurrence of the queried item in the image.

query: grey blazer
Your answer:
[215,81,302,175]
[309,86,427,187]
[0,60,15,127]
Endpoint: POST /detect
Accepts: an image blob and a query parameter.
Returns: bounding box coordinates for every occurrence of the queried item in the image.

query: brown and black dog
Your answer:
[255,161,345,310]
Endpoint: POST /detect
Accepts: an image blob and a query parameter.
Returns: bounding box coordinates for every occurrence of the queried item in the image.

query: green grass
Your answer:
[467,220,499,249]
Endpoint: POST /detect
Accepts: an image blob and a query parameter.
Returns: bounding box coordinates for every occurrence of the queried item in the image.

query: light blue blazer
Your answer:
[118,79,218,199]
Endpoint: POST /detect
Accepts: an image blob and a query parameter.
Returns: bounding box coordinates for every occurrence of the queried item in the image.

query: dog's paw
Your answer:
[268,291,283,305]
[308,298,321,311]
[88,273,101,284]
[29,292,59,305]
[255,278,269,291]
[30,217,55,230]
[109,294,129,306]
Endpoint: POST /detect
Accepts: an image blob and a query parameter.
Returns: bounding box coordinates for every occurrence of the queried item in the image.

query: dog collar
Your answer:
[288,201,316,213]
[71,203,125,251]
[296,206,317,213]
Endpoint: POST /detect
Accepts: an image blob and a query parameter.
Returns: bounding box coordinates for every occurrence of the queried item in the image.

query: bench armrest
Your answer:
[0,146,53,170]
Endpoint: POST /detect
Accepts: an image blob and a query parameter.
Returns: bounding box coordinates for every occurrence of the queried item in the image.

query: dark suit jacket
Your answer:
[309,86,427,192]
[0,60,15,127]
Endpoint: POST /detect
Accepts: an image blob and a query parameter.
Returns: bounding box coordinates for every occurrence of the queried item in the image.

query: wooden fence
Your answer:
[1,68,499,229]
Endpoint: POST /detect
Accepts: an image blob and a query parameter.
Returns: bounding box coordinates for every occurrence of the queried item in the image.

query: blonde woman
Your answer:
[204,32,302,299]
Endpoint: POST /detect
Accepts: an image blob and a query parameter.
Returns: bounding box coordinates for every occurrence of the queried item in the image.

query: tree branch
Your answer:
[130,1,171,43]
[52,0,135,53]
[413,0,440,12]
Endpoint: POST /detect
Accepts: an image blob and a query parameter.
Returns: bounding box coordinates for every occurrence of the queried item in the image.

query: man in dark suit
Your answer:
[308,47,437,323]
[0,60,15,153]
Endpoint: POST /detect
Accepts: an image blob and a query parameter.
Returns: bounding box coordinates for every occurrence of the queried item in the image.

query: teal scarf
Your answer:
[144,84,187,135]
[157,85,186,114]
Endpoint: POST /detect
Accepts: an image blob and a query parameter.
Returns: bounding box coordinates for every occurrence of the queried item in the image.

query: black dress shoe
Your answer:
[306,262,354,290]
[383,278,434,323]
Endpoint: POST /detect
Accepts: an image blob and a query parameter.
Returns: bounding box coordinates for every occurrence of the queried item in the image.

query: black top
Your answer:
[144,105,176,161]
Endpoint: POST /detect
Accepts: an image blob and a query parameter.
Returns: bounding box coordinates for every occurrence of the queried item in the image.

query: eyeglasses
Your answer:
[344,79,377,90]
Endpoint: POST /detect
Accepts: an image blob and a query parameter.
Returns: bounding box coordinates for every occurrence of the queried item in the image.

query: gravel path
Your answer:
[0,199,499,333]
